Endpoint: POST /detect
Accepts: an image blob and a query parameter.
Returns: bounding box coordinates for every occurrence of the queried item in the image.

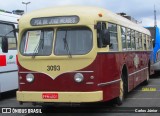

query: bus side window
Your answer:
[147,35,151,50]
[121,26,127,51]
[127,28,131,50]
[139,33,142,50]
[108,23,118,51]
[144,34,147,50]
[135,31,139,50]
[131,30,136,50]
[149,36,152,50]
[8,37,17,50]
[121,27,127,51]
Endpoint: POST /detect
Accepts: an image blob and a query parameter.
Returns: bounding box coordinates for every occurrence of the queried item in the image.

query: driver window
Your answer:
[108,23,118,51]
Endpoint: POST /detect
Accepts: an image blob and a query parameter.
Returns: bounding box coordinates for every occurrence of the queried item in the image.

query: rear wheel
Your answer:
[143,68,149,85]
[115,74,125,105]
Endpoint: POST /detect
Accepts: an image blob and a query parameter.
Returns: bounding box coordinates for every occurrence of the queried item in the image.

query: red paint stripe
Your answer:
[0,55,6,66]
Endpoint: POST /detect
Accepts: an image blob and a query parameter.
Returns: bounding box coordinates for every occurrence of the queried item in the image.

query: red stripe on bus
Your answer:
[0,55,6,66]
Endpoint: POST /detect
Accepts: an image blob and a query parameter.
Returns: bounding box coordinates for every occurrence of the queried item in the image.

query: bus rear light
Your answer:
[26,74,35,83]
[74,73,84,83]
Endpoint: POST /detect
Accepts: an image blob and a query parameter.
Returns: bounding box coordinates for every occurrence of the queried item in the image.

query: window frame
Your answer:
[20,28,54,56]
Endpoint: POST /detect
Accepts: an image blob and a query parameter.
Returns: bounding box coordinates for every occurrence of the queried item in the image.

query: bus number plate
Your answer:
[42,93,58,99]
[47,65,60,71]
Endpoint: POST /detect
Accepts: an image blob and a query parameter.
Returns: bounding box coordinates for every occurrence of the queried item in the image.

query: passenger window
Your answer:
[139,33,142,49]
[127,29,131,50]
[135,31,139,50]
[131,30,136,50]
[149,36,152,50]
[147,35,152,50]
[108,23,118,51]
[8,37,17,50]
[144,35,147,50]
[121,27,127,50]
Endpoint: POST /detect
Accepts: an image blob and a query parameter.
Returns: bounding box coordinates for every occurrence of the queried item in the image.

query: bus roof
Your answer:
[0,12,20,24]
[20,6,150,35]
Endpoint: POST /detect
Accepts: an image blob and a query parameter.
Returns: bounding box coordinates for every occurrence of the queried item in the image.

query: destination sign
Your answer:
[30,16,79,26]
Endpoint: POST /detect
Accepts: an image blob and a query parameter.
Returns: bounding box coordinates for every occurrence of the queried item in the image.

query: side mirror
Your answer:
[98,29,110,48]
[101,29,110,47]
[2,37,8,53]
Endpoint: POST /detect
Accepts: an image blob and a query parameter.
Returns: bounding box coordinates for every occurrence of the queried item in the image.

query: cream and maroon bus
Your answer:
[11,6,153,105]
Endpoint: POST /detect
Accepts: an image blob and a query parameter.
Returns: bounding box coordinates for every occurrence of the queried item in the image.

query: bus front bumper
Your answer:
[17,91,103,103]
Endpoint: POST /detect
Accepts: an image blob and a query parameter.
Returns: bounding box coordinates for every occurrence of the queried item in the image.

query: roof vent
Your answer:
[117,12,141,24]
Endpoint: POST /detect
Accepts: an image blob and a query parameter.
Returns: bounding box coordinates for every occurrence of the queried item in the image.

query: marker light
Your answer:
[98,13,103,17]
[26,74,34,83]
[74,73,84,83]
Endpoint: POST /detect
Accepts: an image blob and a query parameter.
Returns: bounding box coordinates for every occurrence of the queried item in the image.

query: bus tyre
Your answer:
[143,68,149,85]
[115,74,125,106]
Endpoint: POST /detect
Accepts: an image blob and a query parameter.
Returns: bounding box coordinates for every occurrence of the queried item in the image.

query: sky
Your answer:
[0,0,160,27]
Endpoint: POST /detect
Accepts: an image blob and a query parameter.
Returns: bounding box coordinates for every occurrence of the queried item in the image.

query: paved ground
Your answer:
[0,74,160,116]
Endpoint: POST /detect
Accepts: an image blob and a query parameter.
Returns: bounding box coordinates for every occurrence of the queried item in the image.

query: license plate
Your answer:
[42,93,58,99]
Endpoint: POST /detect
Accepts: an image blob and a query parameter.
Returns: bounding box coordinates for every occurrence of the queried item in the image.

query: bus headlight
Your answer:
[26,74,34,83]
[74,73,84,83]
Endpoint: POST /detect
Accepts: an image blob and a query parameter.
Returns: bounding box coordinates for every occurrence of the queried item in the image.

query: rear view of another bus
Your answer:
[0,11,20,96]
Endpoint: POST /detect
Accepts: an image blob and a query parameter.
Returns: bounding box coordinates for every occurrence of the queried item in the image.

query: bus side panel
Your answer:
[96,53,121,101]
[0,72,18,92]
[96,51,150,101]
[0,50,18,93]
[127,52,150,90]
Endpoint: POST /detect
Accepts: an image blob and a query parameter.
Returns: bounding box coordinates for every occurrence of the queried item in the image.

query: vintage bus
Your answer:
[0,11,20,96]
[146,26,160,72]
[12,6,153,105]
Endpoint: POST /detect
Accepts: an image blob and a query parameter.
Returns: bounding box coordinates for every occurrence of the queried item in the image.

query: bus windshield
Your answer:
[20,29,54,56]
[0,23,15,37]
[0,23,16,50]
[20,27,92,56]
[55,27,92,55]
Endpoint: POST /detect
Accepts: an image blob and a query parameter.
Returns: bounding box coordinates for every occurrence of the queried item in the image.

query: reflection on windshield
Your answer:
[20,30,53,56]
[63,30,72,58]
[55,27,92,55]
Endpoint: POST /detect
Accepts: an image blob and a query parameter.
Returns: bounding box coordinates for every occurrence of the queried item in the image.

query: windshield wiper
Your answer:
[63,30,72,58]
[4,29,18,37]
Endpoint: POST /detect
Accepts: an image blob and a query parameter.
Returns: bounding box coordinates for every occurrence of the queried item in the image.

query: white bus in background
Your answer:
[0,11,20,96]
